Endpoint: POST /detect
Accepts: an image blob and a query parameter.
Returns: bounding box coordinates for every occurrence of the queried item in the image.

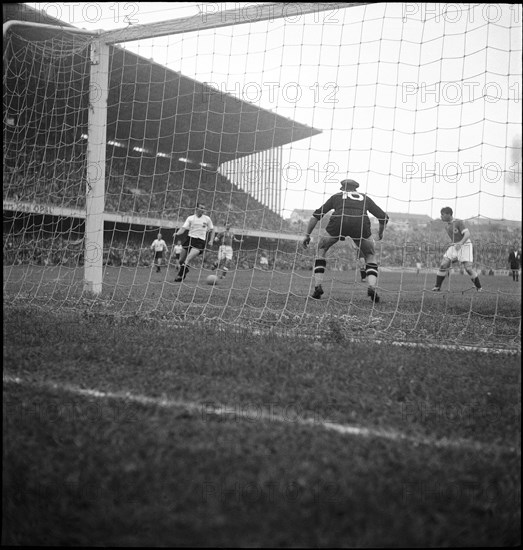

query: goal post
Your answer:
[84,36,109,294]
[3,20,107,294]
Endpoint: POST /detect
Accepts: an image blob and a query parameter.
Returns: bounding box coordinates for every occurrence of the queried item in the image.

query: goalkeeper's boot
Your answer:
[431,286,441,292]
[367,286,380,303]
[311,284,324,299]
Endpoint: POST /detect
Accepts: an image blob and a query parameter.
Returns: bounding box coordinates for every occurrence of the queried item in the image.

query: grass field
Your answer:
[3,264,522,349]
[3,265,521,546]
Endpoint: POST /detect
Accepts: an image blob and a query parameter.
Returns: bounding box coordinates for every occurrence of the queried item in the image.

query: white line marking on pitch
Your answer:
[3,374,519,456]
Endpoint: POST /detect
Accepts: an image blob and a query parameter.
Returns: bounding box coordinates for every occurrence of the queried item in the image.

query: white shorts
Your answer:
[218,245,233,261]
[444,242,473,263]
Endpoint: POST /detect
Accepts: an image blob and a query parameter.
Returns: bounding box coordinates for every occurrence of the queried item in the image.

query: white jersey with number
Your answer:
[183,214,213,240]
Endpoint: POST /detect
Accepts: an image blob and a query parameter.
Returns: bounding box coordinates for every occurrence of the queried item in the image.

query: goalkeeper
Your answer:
[302,178,389,303]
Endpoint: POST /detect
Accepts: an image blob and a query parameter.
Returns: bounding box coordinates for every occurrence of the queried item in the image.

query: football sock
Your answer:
[365,262,378,287]
[472,276,482,289]
[313,258,326,286]
[434,274,446,288]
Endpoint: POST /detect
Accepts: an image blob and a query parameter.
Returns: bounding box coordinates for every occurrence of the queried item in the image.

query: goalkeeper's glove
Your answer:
[302,235,311,249]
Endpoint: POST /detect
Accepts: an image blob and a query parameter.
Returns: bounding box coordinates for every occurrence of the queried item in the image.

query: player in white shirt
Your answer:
[150,232,168,273]
[172,240,183,271]
[174,203,215,282]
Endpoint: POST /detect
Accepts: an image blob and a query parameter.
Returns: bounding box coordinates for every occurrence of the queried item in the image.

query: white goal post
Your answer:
[3,20,107,293]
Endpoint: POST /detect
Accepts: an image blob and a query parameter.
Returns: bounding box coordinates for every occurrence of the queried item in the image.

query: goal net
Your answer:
[3,3,522,350]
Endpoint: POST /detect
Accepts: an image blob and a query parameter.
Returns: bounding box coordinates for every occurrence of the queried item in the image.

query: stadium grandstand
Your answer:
[3,2,322,268]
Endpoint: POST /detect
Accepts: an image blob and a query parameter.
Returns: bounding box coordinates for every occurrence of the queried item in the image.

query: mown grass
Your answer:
[3,306,521,547]
[3,265,522,349]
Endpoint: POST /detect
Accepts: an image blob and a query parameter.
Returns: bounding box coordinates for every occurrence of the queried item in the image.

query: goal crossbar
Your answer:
[100,2,371,44]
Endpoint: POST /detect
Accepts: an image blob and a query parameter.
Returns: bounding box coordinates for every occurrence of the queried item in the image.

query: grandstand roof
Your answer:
[3,3,322,169]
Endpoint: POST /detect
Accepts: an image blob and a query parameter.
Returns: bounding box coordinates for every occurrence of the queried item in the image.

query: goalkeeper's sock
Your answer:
[472,276,482,289]
[365,263,378,286]
[313,258,326,286]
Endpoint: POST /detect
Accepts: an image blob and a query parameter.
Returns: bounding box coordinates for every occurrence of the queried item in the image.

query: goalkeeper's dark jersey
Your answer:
[312,190,388,240]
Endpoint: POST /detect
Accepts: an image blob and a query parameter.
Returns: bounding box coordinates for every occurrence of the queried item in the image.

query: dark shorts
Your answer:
[182,236,206,253]
[154,251,163,260]
[174,253,181,260]
[326,219,372,240]
[319,234,375,257]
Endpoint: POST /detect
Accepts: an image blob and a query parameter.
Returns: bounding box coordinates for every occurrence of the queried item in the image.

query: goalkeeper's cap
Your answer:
[340,179,359,189]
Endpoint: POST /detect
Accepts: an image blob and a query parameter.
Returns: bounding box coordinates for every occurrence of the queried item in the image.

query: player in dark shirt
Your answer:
[303,178,389,303]
[508,248,520,282]
[431,207,482,292]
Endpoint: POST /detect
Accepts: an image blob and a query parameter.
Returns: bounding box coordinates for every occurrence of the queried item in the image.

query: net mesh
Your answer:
[3,4,522,349]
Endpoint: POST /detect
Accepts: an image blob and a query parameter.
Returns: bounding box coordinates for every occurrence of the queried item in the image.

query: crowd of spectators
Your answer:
[4,148,521,273]
[4,149,290,233]
[3,235,84,267]
[5,228,520,275]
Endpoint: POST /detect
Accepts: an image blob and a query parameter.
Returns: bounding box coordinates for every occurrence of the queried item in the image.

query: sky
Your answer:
[26,2,522,221]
